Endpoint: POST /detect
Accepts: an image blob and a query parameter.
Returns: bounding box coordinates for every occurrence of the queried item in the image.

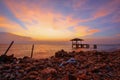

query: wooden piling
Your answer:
[86,44,90,48]
[31,44,34,58]
[93,44,97,49]
[3,41,14,55]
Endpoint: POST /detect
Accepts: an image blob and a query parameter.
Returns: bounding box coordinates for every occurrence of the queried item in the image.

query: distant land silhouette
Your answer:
[0,32,69,44]
[0,32,33,44]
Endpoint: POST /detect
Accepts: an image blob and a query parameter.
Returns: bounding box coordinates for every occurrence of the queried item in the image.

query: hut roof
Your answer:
[70,38,84,41]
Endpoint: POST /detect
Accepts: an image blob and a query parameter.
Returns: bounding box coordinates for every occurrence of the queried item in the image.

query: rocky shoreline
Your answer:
[0,50,120,80]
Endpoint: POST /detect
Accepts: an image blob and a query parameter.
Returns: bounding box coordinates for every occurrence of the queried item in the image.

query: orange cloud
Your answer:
[0,16,26,35]
[4,0,81,40]
[3,0,104,41]
[74,26,100,37]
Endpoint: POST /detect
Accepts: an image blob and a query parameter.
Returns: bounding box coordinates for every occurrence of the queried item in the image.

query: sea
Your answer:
[0,44,120,59]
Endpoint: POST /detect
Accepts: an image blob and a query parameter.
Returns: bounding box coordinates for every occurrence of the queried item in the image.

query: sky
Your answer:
[0,0,120,42]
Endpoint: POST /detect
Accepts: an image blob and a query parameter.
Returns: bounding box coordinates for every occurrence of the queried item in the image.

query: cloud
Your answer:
[111,11,120,23]
[93,9,110,19]
[2,0,118,41]
[0,16,26,35]
[4,0,81,40]
[72,0,88,10]
[116,34,120,37]
[77,0,120,22]
[0,16,73,41]
[4,0,80,29]
[74,26,100,37]
[53,15,79,30]
[93,0,120,20]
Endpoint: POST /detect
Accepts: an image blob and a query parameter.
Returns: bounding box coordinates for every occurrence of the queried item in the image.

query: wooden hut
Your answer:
[71,38,84,48]
[70,38,90,49]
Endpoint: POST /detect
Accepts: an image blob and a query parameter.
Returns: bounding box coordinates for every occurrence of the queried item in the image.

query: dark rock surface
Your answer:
[0,50,120,80]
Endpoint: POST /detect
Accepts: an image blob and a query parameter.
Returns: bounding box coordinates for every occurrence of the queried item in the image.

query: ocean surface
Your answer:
[0,44,120,59]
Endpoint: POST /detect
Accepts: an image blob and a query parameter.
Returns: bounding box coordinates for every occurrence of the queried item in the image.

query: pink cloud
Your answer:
[77,0,120,22]
[93,0,120,20]
[93,9,110,19]
[111,11,120,23]
[72,0,88,10]
[116,34,120,37]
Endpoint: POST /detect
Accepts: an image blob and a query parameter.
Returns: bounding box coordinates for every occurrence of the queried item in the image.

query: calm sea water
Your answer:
[0,44,120,59]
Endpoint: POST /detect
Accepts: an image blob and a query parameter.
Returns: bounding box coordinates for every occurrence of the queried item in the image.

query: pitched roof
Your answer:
[70,38,84,41]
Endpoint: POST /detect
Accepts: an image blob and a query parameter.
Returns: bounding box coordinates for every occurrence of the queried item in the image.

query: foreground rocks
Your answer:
[0,50,120,80]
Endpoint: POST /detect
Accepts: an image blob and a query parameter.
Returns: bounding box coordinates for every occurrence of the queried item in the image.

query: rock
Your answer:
[3,64,11,70]
[19,69,24,73]
[47,76,53,80]
[55,49,68,58]
[36,77,42,80]
[10,74,15,79]
[63,74,77,80]
[0,65,3,69]
[5,73,10,78]
[77,73,87,79]
[29,71,38,75]
[0,54,16,63]
[29,75,36,79]
[23,75,36,80]
[41,67,57,74]
[68,74,77,80]
[74,55,86,62]
[16,71,22,77]
[0,50,120,80]
[15,66,20,69]
[24,66,32,71]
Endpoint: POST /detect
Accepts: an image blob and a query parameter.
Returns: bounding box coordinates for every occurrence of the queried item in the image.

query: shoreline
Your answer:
[0,50,120,80]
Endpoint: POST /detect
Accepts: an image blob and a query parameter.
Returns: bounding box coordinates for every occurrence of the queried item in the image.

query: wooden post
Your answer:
[76,41,77,48]
[3,41,14,55]
[72,41,73,48]
[31,44,34,58]
[86,44,90,48]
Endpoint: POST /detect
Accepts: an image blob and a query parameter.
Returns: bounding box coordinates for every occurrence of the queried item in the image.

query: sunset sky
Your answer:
[0,0,120,42]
